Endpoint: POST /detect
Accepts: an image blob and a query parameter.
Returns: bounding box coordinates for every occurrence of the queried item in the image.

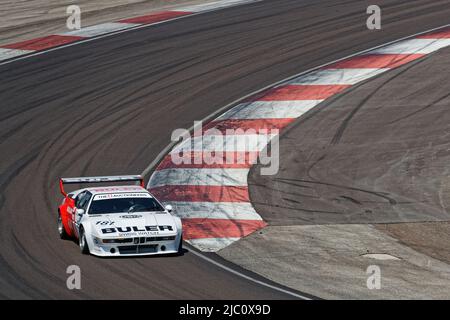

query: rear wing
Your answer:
[59,175,144,196]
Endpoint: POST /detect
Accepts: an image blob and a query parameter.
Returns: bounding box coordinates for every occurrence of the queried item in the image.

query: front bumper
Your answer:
[89,235,180,257]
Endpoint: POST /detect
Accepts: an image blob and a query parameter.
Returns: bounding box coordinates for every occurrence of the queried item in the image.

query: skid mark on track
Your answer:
[330,56,428,145]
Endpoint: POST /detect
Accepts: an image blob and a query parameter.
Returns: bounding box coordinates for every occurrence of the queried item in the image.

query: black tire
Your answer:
[58,212,68,240]
[177,235,183,255]
[79,227,90,255]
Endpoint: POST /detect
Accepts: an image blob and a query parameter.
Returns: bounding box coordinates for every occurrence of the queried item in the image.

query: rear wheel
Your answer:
[79,227,90,255]
[58,212,68,240]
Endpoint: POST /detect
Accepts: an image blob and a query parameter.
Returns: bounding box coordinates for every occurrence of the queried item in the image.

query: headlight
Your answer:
[92,236,102,245]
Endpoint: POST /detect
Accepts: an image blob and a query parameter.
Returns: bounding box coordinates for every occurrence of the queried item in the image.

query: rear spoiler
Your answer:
[59,175,144,196]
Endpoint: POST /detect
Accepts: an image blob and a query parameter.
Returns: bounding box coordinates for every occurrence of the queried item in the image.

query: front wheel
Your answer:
[58,212,68,240]
[177,235,183,255]
[79,227,90,255]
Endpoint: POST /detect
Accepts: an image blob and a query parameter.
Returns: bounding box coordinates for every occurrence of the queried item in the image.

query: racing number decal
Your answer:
[96,221,115,226]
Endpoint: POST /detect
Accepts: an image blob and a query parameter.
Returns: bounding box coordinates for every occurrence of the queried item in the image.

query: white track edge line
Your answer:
[185,243,313,300]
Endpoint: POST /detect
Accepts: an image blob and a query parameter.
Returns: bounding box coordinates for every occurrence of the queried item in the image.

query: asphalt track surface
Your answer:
[249,43,450,226]
[1,0,450,299]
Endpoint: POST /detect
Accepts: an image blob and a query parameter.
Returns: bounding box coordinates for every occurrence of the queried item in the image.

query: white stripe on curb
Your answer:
[167,201,261,220]
[58,22,139,38]
[0,48,34,61]
[289,68,389,85]
[369,38,450,55]
[150,168,250,187]
[178,0,261,12]
[171,133,278,153]
[216,100,323,120]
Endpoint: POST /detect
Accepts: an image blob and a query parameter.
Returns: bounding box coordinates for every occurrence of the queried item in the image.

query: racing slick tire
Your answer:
[79,227,90,255]
[178,235,183,255]
[58,211,68,240]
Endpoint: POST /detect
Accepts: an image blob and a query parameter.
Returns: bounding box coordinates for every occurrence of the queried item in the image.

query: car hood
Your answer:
[88,212,178,238]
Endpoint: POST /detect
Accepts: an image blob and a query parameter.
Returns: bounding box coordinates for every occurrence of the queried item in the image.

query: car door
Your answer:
[74,191,92,236]
[70,191,86,235]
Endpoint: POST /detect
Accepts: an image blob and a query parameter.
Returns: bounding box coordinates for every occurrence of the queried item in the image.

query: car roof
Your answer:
[73,185,149,196]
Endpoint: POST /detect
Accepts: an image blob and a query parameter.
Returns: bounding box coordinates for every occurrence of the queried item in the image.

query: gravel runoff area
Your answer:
[0,0,206,46]
[220,45,450,299]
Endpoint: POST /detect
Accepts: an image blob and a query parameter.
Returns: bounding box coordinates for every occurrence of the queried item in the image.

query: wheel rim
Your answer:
[58,215,63,234]
[79,232,85,249]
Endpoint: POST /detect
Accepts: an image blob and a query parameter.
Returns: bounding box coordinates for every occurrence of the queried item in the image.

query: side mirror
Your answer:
[165,205,173,213]
[76,208,85,217]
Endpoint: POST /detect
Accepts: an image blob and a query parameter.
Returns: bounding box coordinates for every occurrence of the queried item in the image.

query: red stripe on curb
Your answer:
[204,118,294,132]
[119,11,192,24]
[418,27,450,39]
[149,185,250,202]
[324,54,425,69]
[182,218,267,239]
[258,84,350,101]
[157,152,259,169]
[3,35,84,51]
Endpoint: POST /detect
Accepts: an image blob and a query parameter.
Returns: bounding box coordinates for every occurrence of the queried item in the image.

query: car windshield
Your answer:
[88,195,165,214]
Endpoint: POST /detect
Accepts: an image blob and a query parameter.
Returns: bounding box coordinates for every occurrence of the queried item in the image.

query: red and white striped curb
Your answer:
[148,26,450,252]
[0,0,260,63]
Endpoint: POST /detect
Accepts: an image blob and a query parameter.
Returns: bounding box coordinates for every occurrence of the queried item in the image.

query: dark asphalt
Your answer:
[249,43,450,264]
[249,37,450,226]
[1,0,450,299]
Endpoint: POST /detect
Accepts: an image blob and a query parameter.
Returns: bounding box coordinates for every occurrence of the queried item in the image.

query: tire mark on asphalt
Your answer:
[330,57,429,145]
[276,177,398,205]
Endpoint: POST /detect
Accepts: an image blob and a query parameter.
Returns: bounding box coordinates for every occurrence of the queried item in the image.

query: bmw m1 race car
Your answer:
[57,175,183,257]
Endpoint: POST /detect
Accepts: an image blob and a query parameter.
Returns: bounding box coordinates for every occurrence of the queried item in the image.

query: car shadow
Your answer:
[93,247,189,260]
[62,234,188,259]
[99,248,189,260]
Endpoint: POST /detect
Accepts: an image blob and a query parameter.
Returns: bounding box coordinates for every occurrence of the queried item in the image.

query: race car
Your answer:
[57,175,183,257]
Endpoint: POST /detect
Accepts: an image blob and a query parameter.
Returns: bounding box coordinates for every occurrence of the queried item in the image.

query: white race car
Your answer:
[58,175,183,257]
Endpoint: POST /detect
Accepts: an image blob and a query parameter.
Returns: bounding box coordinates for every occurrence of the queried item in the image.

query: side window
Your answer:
[75,192,86,208]
[78,192,92,210]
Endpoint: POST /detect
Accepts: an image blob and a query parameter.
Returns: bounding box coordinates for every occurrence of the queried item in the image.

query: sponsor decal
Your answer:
[101,225,174,236]
[119,215,142,219]
[93,193,151,200]
[96,221,115,226]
